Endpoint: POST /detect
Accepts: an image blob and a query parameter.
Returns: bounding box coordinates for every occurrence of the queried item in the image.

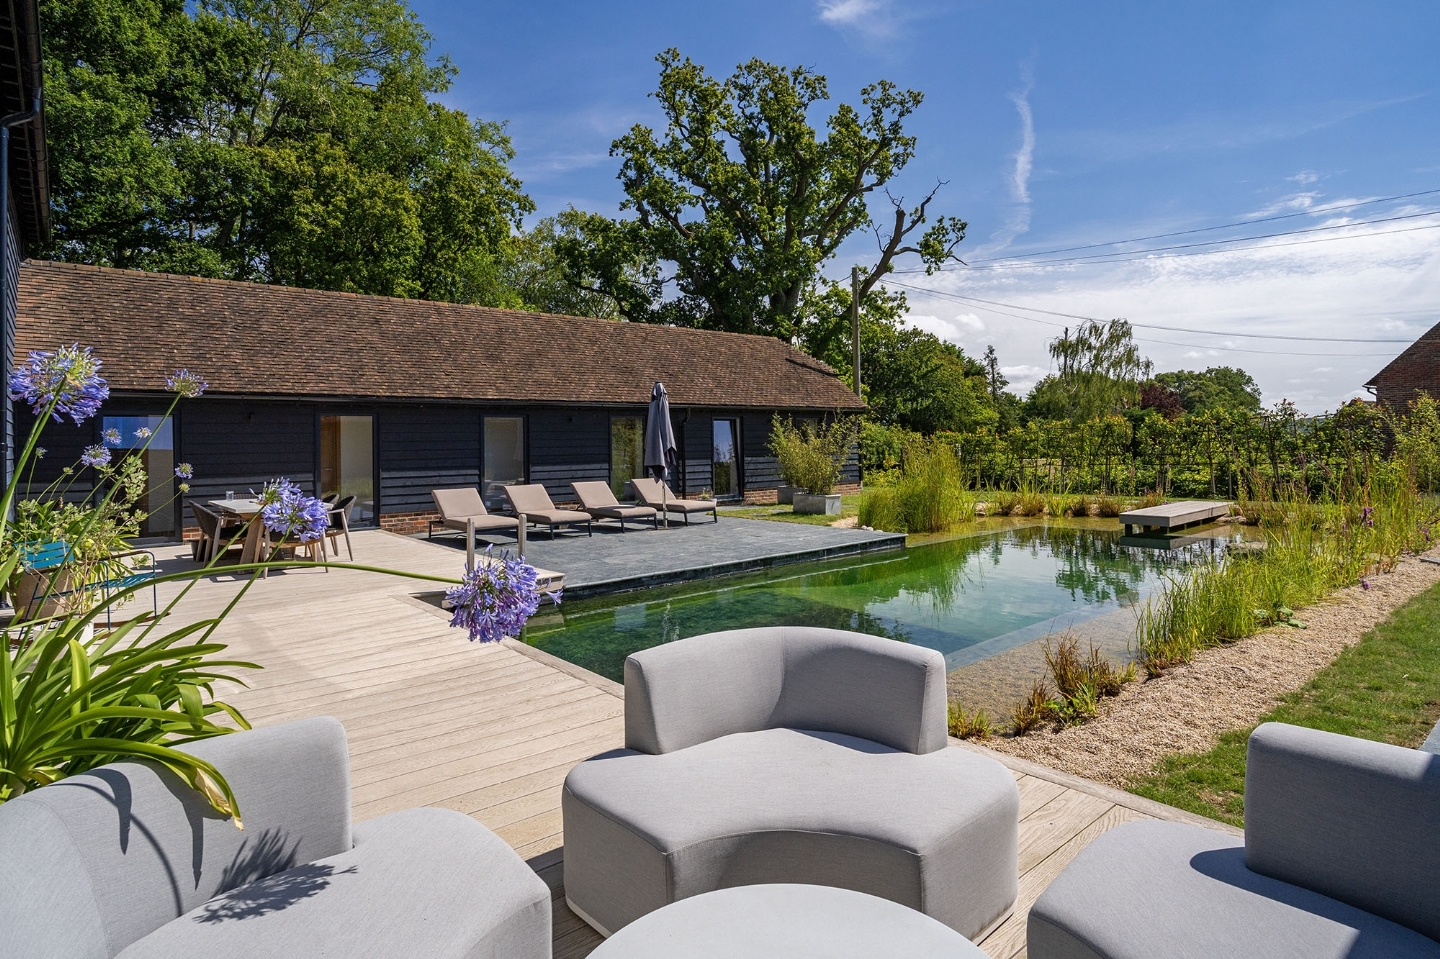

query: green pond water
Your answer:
[521,521,1241,682]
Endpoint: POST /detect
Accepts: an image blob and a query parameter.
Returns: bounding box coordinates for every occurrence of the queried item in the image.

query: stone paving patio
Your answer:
[421,514,905,597]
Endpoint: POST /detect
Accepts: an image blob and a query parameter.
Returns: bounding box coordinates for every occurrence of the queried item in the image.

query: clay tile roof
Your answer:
[1363,318,1440,389]
[16,260,865,411]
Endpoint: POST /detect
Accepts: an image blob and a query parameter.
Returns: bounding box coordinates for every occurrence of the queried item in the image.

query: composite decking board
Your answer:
[140,530,1237,959]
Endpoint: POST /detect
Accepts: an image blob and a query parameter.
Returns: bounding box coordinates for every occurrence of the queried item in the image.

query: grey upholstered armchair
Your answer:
[0,717,551,959]
[562,626,1020,941]
[1029,722,1440,959]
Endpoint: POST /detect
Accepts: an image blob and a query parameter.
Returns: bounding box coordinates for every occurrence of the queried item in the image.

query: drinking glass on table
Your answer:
[225,491,235,501]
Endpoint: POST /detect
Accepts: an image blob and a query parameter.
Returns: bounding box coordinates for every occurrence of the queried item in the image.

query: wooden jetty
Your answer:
[1119,500,1231,535]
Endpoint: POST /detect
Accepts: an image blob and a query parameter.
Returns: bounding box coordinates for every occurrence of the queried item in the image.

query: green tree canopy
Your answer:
[556,49,966,345]
[1154,367,1264,414]
[1026,319,1153,423]
[41,0,532,303]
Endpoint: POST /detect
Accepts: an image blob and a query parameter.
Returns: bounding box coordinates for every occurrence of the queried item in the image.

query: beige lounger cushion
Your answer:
[629,478,717,512]
[431,488,519,530]
[571,482,659,521]
[503,485,591,525]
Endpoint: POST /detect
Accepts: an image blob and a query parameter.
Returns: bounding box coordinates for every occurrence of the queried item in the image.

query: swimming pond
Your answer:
[521,521,1241,684]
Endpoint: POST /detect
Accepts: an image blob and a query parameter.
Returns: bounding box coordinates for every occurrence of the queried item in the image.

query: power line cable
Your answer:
[887,283,1401,357]
[882,282,1414,343]
[899,221,1440,272]
[962,187,1440,263]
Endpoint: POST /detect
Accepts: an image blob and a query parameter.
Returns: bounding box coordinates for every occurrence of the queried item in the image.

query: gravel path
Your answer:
[986,552,1440,787]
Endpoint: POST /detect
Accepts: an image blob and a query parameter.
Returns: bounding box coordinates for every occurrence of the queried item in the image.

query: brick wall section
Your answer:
[741,482,859,506]
[380,510,439,536]
[1368,321,1440,410]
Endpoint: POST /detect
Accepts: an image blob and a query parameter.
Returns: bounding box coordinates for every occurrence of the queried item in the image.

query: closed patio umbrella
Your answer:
[644,382,678,529]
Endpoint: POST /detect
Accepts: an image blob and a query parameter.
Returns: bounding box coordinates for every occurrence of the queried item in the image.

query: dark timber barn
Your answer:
[15,260,863,540]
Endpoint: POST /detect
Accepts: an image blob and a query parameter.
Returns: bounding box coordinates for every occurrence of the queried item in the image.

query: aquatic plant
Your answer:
[858,439,972,533]
[1136,469,1439,671]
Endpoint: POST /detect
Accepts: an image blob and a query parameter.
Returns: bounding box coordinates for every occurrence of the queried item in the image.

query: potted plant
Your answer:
[769,416,859,515]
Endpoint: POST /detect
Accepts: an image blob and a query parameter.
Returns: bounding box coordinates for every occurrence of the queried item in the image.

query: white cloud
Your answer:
[1246,191,1320,217]
[1288,170,1322,185]
[817,0,882,25]
[905,311,986,343]
[886,215,1440,413]
[973,58,1038,256]
[1001,364,1047,393]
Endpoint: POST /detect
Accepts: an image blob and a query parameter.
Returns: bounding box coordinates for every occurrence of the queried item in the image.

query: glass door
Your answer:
[101,415,176,539]
[610,415,644,498]
[712,418,741,500]
[320,415,376,526]
[482,416,526,509]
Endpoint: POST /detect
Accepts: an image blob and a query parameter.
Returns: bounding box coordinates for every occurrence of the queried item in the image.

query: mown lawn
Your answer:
[1129,579,1440,826]
[721,493,861,527]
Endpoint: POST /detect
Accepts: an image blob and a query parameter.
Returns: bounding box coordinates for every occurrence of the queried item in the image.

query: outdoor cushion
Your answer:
[564,727,1018,940]
[1028,820,1440,959]
[431,487,519,532]
[562,627,1019,941]
[572,480,659,525]
[628,477,717,513]
[116,807,551,959]
[0,717,550,959]
[1244,722,1440,941]
[503,484,592,525]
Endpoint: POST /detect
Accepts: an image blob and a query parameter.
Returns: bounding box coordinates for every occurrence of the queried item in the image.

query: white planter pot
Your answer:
[777,486,801,505]
[793,492,841,515]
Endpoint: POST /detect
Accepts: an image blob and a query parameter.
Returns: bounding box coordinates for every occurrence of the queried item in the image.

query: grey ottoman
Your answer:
[563,627,1020,941]
[588,884,989,958]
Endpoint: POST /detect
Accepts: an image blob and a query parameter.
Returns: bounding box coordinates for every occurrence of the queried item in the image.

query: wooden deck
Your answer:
[156,530,1239,959]
[1119,499,1232,534]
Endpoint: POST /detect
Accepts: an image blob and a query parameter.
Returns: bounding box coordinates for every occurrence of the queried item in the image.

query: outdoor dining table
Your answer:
[207,499,267,565]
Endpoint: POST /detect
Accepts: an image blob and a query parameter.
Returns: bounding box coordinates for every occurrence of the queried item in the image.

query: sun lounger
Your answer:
[503,484,593,538]
[629,476,719,524]
[571,481,659,530]
[429,488,520,540]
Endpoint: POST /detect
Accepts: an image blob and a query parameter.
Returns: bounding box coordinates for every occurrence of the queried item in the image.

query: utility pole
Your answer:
[850,265,861,397]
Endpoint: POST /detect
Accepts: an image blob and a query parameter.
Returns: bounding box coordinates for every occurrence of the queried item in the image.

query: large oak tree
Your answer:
[41,0,532,303]
[556,49,967,347]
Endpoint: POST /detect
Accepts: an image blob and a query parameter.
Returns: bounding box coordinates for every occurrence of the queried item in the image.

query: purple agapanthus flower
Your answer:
[103,428,121,445]
[446,546,559,643]
[254,478,301,507]
[260,484,329,542]
[80,444,111,468]
[175,462,194,479]
[9,345,109,424]
[133,426,152,439]
[166,369,208,398]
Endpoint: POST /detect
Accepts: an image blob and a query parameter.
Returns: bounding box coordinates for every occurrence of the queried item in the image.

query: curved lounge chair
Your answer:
[429,488,520,540]
[562,626,1020,940]
[628,477,718,524]
[504,484,592,538]
[572,481,659,530]
[0,717,551,959]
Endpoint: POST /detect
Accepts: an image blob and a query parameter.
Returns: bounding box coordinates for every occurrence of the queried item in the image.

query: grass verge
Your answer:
[1128,579,1440,826]
[722,494,860,526]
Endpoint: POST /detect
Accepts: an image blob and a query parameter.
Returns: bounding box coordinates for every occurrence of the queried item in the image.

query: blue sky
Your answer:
[410,0,1440,412]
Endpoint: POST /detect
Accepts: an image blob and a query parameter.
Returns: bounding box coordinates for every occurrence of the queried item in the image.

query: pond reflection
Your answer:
[522,523,1235,682]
